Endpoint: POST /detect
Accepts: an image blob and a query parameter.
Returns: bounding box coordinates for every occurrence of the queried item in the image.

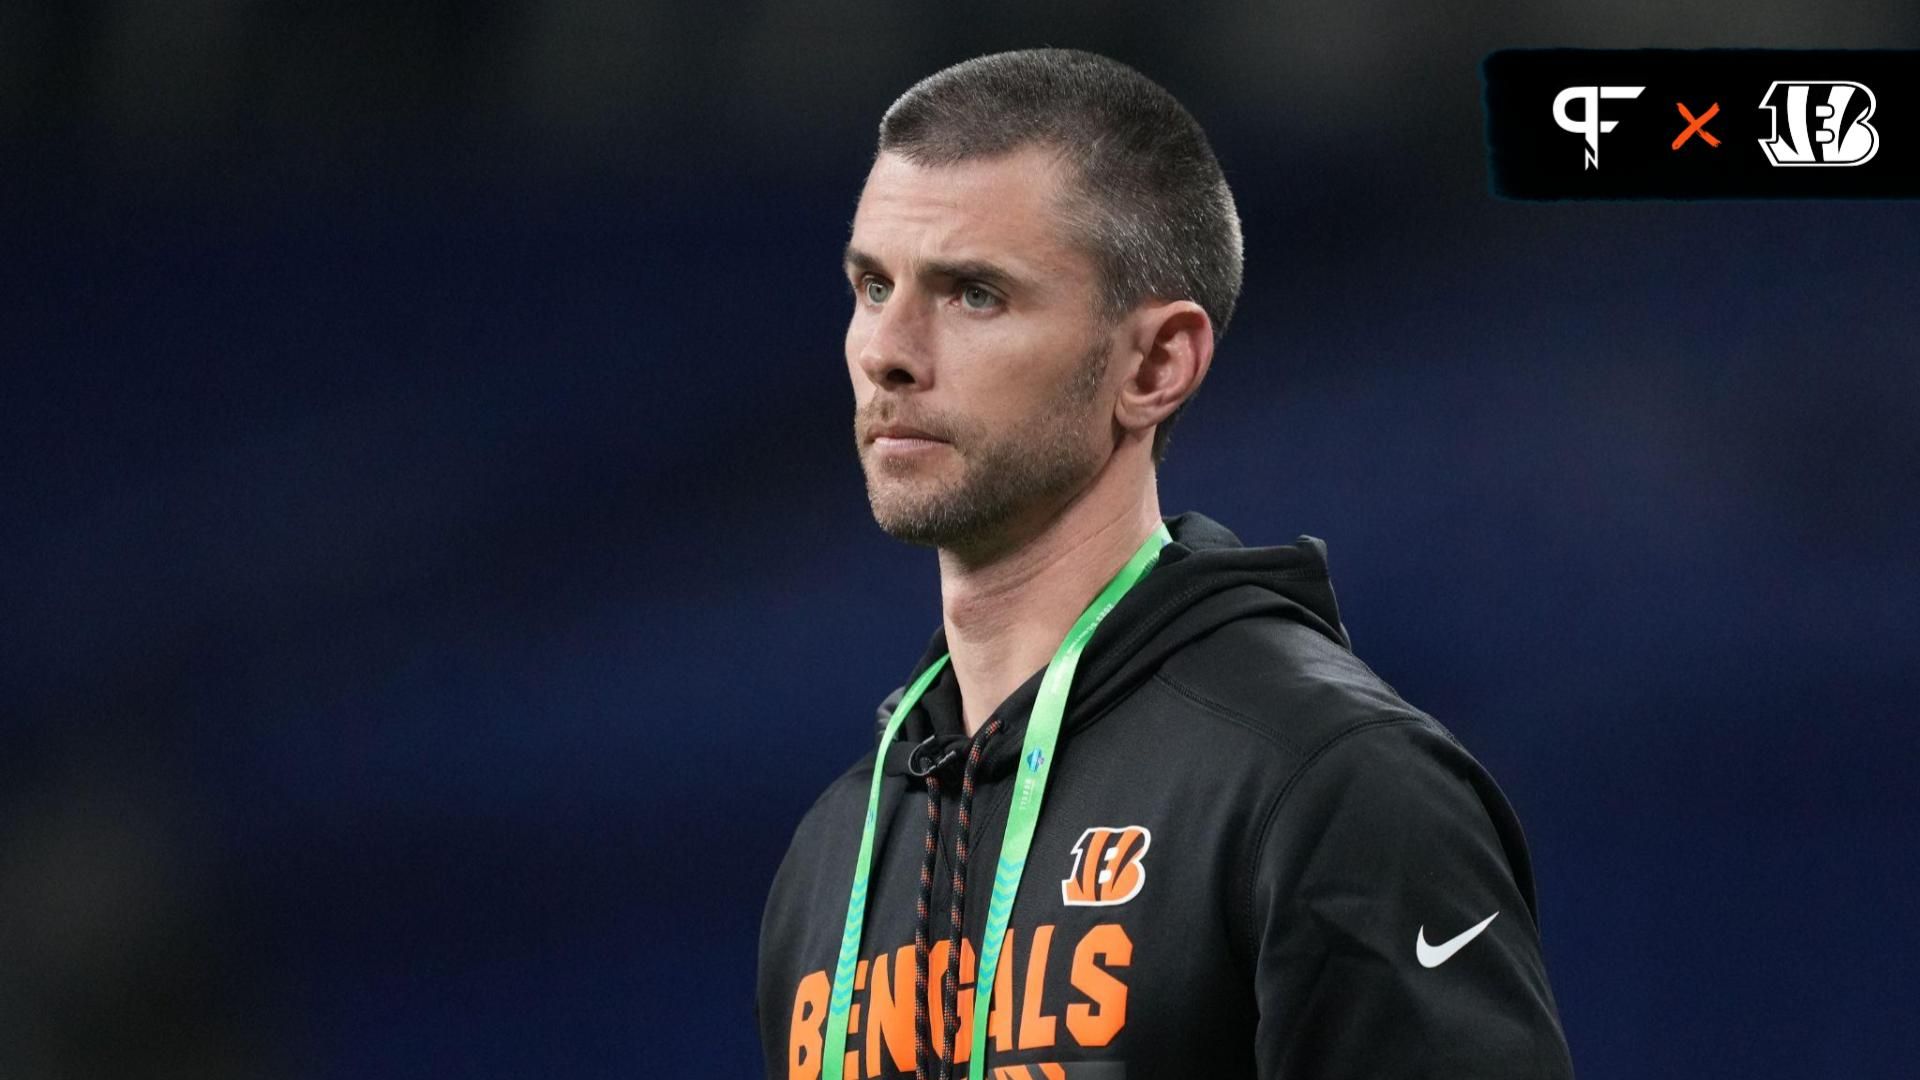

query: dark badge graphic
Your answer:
[1485,50,1919,198]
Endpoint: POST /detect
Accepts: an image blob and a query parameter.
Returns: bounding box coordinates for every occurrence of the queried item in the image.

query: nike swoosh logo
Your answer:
[1416,911,1499,968]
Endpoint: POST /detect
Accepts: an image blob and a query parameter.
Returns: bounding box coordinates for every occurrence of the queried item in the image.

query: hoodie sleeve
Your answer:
[1247,716,1575,1079]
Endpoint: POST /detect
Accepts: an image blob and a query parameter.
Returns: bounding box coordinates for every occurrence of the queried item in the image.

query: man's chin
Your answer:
[868,496,956,547]
[869,491,983,549]
[870,495,1034,556]
[872,520,943,549]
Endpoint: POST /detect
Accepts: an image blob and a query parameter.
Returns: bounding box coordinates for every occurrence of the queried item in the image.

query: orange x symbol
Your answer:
[1672,101,1721,149]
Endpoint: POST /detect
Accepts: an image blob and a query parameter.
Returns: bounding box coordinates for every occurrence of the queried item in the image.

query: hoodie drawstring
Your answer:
[913,771,941,1080]
[911,716,1004,1080]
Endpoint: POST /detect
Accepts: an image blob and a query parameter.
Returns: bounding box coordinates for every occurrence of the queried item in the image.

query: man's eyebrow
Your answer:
[842,245,883,277]
[842,245,1028,292]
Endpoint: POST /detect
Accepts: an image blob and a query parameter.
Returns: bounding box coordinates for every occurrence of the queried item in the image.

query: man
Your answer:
[758,48,1574,1079]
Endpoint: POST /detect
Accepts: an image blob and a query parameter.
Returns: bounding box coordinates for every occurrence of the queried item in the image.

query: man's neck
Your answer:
[937,470,1163,737]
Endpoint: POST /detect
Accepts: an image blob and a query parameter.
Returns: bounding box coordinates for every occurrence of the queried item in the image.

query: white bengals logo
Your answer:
[1758,80,1880,166]
[1060,825,1151,907]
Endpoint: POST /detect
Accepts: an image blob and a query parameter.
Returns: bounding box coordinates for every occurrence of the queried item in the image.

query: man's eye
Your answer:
[960,284,1000,311]
[862,278,892,305]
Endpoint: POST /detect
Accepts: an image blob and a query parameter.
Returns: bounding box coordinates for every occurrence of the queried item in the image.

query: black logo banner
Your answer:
[1484,49,1920,199]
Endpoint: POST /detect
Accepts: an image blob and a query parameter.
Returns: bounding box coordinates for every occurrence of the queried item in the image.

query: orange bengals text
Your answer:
[788,922,1131,1079]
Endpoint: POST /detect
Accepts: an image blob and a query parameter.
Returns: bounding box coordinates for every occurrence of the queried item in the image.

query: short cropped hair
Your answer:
[876,48,1244,467]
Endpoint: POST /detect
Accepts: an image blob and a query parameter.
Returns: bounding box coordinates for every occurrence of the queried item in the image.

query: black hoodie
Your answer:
[758,512,1574,1079]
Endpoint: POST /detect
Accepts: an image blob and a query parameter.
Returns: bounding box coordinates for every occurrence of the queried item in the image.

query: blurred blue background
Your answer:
[3,2,1917,1076]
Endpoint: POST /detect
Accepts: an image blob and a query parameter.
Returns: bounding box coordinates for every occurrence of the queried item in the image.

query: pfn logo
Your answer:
[1061,826,1151,907]
[1758,81,1880,166]
[1552,85,1646,169]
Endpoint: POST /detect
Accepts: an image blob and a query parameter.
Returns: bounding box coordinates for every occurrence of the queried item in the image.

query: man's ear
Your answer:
[1115,300,1214,437]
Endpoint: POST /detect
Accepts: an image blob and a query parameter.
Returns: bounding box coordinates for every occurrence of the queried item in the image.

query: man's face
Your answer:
[845,146,1118,554]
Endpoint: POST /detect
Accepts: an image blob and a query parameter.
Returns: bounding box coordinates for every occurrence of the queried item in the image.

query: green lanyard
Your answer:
[822,522,1173,1080]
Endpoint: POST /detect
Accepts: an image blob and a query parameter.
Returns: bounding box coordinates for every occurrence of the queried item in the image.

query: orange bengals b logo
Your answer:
[1060,825,1151,906]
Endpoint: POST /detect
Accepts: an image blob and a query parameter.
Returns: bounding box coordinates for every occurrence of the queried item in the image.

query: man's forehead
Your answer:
[847,148,1089,281]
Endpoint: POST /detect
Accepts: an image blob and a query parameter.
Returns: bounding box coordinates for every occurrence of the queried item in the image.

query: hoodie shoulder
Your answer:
[1152,612,1444,755]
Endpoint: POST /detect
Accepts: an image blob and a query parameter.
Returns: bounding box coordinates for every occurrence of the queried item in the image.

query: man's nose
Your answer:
[854,290,932,389]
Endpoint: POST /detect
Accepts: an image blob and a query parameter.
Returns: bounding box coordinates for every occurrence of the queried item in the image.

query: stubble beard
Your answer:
[857,333,1113,556]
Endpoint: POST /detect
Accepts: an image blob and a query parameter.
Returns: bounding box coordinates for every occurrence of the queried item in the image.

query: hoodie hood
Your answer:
[875,511,1350,782]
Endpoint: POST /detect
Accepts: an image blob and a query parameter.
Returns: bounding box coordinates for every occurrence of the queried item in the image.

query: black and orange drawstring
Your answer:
[914,770,941,1080]
[907,734,959,1080]
[907,717,1005,1080]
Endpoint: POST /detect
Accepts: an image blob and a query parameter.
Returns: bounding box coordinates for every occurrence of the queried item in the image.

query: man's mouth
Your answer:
[871,433,947,454]
[870,424,946,444]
